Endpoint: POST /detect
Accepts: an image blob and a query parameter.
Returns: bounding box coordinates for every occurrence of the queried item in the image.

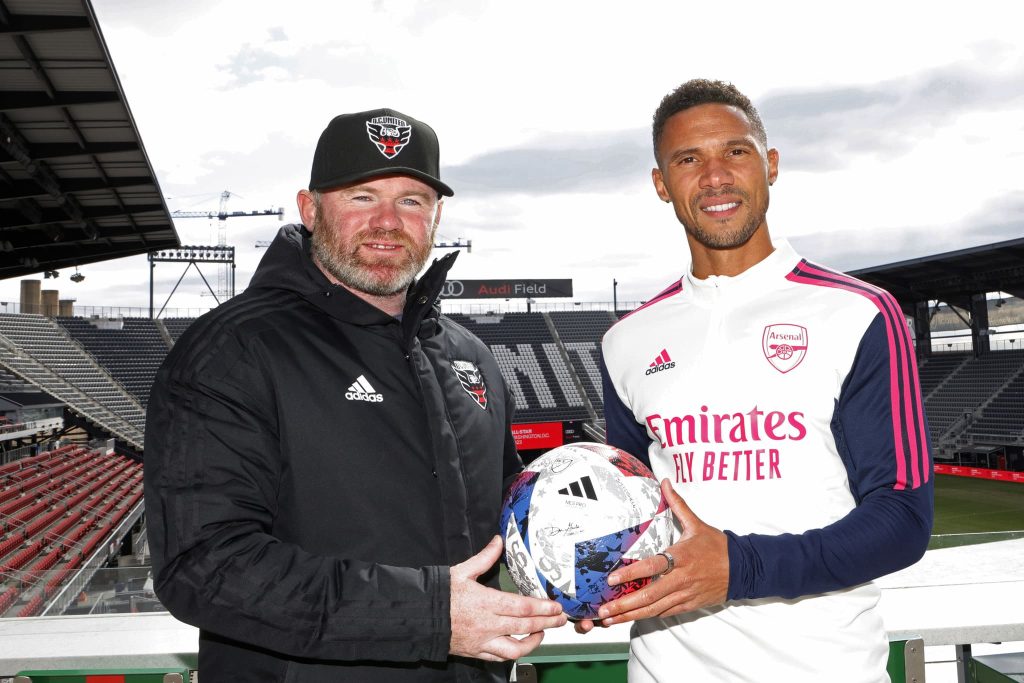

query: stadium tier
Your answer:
[2,309,1024,461]
[0,315,145,449]
[55,318,168,407]
[0,445,144,619]
[921,350,1024,455]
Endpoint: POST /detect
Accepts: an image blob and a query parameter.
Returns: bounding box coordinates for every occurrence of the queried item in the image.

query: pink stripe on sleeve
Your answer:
[786,262,928,489]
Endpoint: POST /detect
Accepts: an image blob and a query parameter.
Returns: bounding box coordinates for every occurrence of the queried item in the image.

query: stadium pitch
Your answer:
[930,474,1024,549]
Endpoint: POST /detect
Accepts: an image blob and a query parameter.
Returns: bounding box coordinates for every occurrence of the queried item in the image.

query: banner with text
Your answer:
[439,279,573,299]
[511,422,565,451]
[935,464,1024,484]
[511,421,587,457]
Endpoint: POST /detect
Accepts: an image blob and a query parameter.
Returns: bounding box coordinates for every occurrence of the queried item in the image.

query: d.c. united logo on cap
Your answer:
[309,108,453,196]
[366,115,412,159]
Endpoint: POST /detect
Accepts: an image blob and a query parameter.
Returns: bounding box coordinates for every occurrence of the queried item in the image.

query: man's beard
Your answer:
[311,210,435,297]
[682,188,768,250]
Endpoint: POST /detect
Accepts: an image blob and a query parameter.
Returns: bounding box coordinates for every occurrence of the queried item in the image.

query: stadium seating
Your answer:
[0,314,145,447]
[924,350,1024,450]
[548,311,617,414]
[447,312,592,423]
[161,317,195,343]
[962,354,1024,443]
[56,318,168,407]
[0,446,144,618]
[916,352,969,396]
[0,366,32,392]
[3,308,1022,480]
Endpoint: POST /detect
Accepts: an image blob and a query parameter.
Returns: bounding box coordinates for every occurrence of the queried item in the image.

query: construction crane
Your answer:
[172,190,284,299]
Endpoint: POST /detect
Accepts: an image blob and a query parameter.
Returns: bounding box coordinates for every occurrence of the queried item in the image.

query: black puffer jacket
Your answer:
[145,224,520,682]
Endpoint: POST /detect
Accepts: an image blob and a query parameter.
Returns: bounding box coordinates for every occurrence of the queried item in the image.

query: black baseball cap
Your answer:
[308,108,454,197]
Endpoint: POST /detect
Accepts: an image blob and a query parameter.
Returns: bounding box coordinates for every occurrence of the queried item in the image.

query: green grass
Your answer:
[930,474,1024,549]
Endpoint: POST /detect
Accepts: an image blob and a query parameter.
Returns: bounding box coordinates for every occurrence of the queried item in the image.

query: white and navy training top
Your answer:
[601,239,933,683]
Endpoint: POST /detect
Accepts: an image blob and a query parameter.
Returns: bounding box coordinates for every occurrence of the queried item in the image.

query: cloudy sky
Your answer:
[3,0,1023,313]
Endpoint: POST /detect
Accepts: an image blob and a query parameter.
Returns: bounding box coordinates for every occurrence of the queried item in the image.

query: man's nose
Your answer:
[699,157,733,189]
[371,201,401,230]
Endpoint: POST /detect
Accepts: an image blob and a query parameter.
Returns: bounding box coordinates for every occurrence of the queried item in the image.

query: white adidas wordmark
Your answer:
[345,374,383,402]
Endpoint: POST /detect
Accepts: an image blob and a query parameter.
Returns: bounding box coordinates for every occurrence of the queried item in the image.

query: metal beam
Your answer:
[12,34,57,99]
[3,222,174,247]
[91,155,141,233]
[0,141,140,164]
[0,176,156,201]
[0,203,168,229]
[0,240,179,279]
[0,14,91,35]
[0,91,119,112]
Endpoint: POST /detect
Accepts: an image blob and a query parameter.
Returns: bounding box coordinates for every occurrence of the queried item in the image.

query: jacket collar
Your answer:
[402,250,458,346]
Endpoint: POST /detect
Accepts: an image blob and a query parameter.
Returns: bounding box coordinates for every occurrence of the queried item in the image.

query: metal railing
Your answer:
[0,302,212,319]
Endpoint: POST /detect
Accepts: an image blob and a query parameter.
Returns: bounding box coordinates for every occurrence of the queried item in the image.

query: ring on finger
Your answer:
[656,550,675,576]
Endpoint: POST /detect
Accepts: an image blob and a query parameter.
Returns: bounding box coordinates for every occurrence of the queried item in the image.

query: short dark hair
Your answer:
[652,79,767,157]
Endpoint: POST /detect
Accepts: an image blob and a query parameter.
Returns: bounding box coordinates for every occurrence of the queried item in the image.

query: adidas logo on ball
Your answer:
[557,475,598,501]
[345,375,383,402]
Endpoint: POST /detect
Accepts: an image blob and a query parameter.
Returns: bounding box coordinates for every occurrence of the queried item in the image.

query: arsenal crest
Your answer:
[366,115,412,159]
[452,360,488,410]
[762,324,808,374]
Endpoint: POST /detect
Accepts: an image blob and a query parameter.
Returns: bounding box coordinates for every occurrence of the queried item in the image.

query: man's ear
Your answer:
[652,167,671,203]
[297,189,317,230]
[433,199,444,231]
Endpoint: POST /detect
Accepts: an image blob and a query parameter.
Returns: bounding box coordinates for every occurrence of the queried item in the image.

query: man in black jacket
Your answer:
[145,108,567,682]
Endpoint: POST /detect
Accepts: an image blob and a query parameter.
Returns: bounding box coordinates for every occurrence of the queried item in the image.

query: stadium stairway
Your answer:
[545,310,618,419]
[0,314,146,449]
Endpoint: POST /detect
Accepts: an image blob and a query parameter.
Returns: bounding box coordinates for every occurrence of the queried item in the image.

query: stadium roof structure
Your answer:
[850,237,1024,312]
[0,0,179,281]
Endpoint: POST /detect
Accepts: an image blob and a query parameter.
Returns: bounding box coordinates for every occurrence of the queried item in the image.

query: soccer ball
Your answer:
[499,442,674,620]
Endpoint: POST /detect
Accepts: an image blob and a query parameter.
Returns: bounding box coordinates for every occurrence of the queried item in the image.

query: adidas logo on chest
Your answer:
[345,375,383,402]
[645,348,676,375]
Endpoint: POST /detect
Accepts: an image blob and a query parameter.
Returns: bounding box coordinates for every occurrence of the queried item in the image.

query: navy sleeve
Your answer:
[726,313,934,600]
[601,351,653,467]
